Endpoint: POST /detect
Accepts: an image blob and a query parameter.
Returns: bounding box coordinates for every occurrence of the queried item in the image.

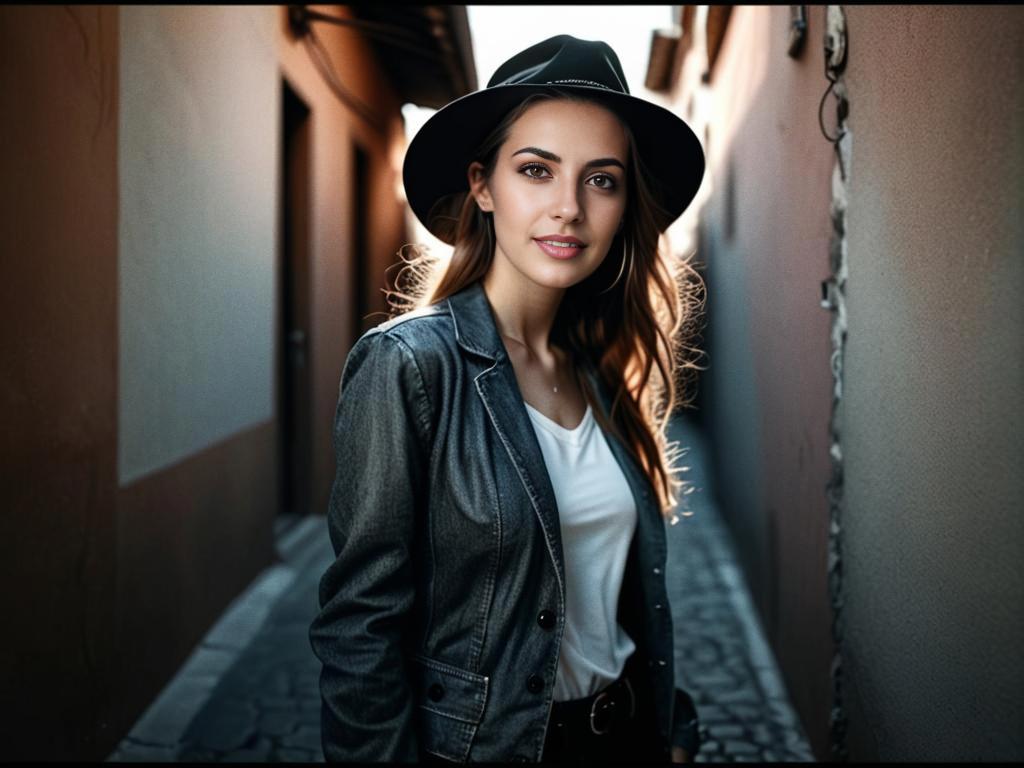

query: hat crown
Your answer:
[486,35,630,95]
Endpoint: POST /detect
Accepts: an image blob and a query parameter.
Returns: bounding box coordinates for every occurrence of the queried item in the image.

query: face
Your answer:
[468,99,629,292]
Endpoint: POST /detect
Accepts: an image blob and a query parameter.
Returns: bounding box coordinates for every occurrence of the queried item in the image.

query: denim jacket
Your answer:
[309,280,700,763]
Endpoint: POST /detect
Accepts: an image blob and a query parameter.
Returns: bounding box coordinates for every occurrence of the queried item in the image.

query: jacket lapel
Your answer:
[447,283,567,601]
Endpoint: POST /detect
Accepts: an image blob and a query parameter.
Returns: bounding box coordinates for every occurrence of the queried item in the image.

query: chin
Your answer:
[526,263,600,291]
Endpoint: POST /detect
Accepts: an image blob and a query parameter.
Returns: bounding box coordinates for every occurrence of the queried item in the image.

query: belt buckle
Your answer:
[589,691,613,735]
[589,675,637,736]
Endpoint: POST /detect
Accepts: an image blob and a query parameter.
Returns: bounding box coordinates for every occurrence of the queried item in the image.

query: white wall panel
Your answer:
[119,6,279,485]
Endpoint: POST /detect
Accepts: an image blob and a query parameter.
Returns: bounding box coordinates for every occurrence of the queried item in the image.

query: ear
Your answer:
[467,161,495,213]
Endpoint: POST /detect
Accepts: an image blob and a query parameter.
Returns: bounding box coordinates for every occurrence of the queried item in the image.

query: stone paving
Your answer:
[175,519,330,763]
[108,415,814,763]
[107,519,330,763]
[665,417,814,763]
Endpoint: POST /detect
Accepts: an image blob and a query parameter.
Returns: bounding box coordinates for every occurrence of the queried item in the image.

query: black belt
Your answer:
[548,672,637,739]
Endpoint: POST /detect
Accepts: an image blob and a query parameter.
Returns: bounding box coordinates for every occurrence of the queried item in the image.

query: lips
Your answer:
[533,235,587,260]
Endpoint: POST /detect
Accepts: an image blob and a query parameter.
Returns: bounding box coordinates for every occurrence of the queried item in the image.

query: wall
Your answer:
[1,5,410,759]
[112,7,281,749]
[275,4,408,523]
[118,6,278,485]
[114,4,409,758]
[839,6,1023,760]
[678,6,837,757]
[676,4,1024,759]
[0,6,119,759]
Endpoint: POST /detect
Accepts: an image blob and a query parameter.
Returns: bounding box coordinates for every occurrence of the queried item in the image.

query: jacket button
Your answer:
[527,674,544,694]
[537,609,555,630]
[653,603,664,610]
[428,683,445,702]
[652,567,662,575]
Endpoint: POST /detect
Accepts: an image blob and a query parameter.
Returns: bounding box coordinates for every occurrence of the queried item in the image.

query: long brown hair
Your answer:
[388,91,706,518]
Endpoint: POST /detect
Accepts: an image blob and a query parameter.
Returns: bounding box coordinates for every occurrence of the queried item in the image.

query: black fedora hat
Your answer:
[403,34,705,244]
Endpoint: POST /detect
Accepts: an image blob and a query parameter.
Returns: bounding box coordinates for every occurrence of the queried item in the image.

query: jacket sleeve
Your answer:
[308,330,434,763]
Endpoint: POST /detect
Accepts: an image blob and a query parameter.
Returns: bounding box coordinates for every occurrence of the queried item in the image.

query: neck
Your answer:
[481,251,565,356]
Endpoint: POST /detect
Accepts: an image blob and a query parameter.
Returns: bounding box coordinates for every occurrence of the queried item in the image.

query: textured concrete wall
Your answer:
[118,6,278,485]
[839,6,1024,760]
[686,6,837,757]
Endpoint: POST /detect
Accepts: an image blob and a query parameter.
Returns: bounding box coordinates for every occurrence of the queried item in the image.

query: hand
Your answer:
[670,746,690,763]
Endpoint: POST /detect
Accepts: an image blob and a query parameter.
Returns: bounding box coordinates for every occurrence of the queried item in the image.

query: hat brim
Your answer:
[403,84,705,245]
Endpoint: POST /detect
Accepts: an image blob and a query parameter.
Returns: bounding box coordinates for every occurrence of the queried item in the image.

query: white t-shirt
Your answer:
[523,400,638,702]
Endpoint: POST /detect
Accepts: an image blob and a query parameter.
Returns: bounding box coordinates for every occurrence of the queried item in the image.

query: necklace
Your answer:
[500,331,561,395]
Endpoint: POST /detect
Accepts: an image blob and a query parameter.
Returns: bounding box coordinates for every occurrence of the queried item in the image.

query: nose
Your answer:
[550,179,583,223]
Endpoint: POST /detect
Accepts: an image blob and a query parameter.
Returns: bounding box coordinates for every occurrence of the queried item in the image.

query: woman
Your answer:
[309,35,706,764]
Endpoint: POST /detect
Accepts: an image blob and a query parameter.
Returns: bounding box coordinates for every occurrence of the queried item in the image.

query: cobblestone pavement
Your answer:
[172,520,330,763]
[108,415,814,762]
[107,518,330,763]
[665,417,814,763]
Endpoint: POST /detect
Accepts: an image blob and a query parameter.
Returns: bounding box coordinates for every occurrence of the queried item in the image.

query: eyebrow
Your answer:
[511,146,625,171]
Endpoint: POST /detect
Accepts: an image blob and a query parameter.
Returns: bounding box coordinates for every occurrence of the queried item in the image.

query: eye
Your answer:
[519,163,551,180]
[588,174,617,190]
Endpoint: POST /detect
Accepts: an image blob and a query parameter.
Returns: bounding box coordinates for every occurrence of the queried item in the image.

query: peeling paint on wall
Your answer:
[825,129,851,762]
[821,5,851,762]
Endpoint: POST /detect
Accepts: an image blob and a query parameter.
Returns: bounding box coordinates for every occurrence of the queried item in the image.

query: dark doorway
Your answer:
[351,143,370,344]
[278,79,312,519]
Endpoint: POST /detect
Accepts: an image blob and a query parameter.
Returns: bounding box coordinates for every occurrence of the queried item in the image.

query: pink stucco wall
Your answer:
[678,4,1023,760]
[839,6,1023,760]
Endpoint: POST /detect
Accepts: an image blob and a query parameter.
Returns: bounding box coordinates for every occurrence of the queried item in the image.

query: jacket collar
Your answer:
[446,280,507,362]
[445,280,648,491]
[444,281,647,483]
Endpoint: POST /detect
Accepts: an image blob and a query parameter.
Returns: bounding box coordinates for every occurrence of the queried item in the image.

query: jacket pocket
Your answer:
[413,654,489,763]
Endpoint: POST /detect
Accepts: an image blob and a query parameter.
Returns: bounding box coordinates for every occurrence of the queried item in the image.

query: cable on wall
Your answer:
[287,5,447,135]
[299,26,385,134]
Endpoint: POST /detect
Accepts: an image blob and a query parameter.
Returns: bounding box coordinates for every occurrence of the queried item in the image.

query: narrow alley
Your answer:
[5,6,1020,763]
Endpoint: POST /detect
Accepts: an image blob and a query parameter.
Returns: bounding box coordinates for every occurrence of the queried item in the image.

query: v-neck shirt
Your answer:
[523,400,638,702]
